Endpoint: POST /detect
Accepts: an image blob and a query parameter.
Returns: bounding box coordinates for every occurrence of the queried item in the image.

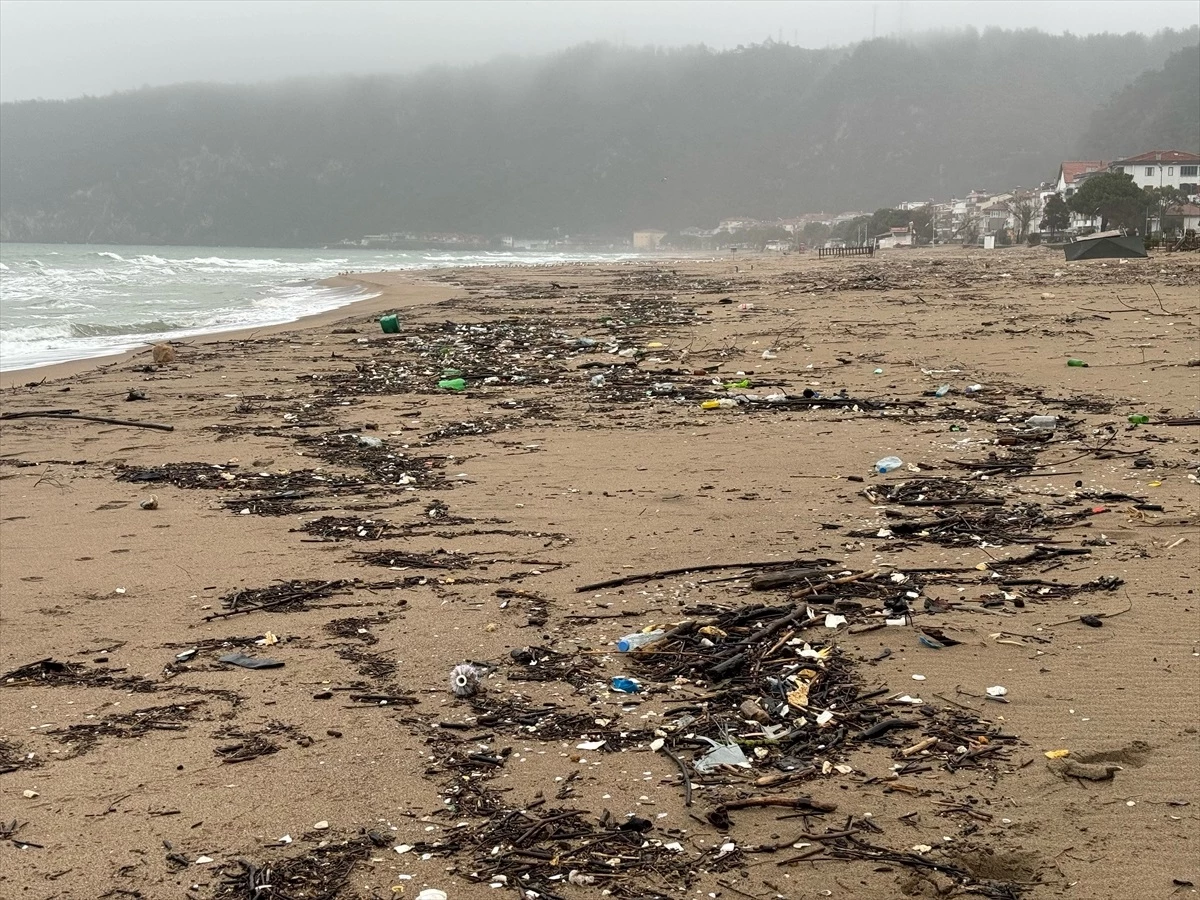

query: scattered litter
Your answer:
[450,663,481,698]
[218,653,283,670]
[694,737,751,773]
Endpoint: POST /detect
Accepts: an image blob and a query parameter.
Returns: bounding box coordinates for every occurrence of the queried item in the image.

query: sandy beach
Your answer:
[1,247,1198,900]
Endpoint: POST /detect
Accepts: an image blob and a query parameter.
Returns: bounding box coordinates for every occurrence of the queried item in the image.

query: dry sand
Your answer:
[1,247,1197,900]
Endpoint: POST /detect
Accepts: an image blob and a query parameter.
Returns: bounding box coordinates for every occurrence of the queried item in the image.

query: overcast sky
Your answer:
[2,0,1198,102]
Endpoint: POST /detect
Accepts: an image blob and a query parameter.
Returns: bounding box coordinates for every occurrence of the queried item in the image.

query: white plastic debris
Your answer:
[450,663,481,698]
[986,685,1008,697]
[575,740,606,751]
[912,674,926,681]
[416,891,449,900]
[22,789,38,799]
[195,855,214,864]
[815,709,835,727]
[394,844,413,855]
[693,737,751,773]
[824,613,847,629]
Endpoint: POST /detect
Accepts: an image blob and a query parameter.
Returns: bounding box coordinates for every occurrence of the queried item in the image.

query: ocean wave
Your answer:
[69,318,183,338]
[1,243,641,372]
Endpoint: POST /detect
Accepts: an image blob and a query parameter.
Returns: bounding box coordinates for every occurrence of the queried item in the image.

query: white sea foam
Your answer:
[0,243,639,371]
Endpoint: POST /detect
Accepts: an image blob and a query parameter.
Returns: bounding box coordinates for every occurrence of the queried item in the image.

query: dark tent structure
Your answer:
[1064,230,1148,261]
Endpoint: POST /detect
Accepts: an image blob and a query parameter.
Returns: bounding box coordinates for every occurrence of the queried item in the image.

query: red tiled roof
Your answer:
[1059,161,1107,185]
[1112,150,1200,165]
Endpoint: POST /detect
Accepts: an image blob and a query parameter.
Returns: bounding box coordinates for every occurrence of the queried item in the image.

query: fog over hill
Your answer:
[1,27,1197,246]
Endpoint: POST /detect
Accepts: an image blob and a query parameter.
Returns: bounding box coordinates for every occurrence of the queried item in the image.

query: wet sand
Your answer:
[1,247,1198,900]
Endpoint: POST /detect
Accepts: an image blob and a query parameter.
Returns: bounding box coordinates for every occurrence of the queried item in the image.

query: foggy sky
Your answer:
[2,0,1198,103]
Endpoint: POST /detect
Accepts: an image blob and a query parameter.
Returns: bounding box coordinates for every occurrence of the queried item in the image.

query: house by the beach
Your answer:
[876,225,916,249]
[1109,150,1200,195]
[632,230,668,250]
[1055,161,1107,199]
[1151,203,1200,235]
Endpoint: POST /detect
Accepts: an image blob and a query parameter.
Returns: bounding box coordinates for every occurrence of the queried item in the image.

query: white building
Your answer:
[1054,161,1107,231]
[1110,150,1200,195]
[876,225,916,249]
[1150,203,1200,235]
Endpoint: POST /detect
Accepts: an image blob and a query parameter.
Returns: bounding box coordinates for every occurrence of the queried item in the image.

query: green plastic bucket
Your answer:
[379,314,400,334]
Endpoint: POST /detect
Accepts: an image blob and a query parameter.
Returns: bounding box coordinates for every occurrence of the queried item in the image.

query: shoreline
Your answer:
[2,276,433,387]
[1,253,705,386]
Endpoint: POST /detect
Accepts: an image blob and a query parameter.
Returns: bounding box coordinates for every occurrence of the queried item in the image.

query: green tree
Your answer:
[1040,194,1070,238]
[1068,172,1150,231]
[801,221,832,247]
[830,215,872,245]
[908,206,934,245]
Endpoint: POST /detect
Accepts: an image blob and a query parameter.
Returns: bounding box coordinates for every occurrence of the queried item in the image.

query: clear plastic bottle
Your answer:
[874,456,903,474]
[1025,415,1058,429]
[935,384,951,397]
[617,630,666,652]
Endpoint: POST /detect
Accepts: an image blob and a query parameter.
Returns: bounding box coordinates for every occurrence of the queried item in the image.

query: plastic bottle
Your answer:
[1128,414,1150,424]
[437,378,466,391]
[935,384,951,397]
[610,677,641,694]
[617,630,666,652]
[651,383,675,394]
[1025,415,1058,430]
[964,383,982,394]
[701,398,738,409]
[1067,358,1088,367]
[874,456,903,474]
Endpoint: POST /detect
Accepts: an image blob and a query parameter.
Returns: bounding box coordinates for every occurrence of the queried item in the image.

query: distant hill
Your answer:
[1,27,1197,246]
[1076,44,1200,159]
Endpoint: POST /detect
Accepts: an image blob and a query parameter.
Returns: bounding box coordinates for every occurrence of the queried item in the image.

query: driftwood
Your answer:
[749,567,848,591]
[575,558,834,592]
[1,410,174,432]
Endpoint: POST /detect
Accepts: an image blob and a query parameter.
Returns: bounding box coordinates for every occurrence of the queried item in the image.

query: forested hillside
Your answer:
[1076,44,1200,159]
[1,27,1196,246]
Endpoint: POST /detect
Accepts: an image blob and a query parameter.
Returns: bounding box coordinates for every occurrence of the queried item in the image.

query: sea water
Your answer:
[0,244,636,372]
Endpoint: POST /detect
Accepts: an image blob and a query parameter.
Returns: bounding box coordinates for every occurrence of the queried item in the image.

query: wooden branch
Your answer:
[575,558,833,592]
[1,411,174,432]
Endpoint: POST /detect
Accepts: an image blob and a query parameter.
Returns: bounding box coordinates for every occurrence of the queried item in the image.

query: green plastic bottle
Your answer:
[1066,359,1088,367]
[438,378,466,391]
[1128,414,1150,424]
